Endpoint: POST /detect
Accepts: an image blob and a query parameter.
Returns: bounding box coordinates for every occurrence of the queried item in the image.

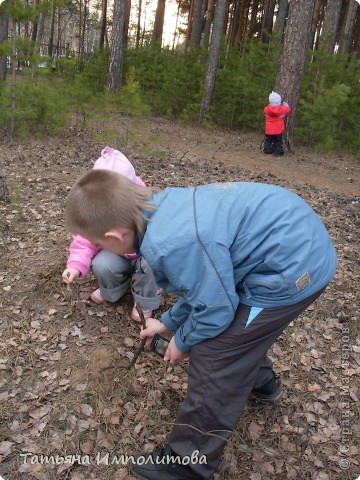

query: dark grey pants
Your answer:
[168,287,326,479]
[264,133,284,155]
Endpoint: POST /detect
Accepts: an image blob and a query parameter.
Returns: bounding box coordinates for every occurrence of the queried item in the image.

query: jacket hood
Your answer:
[265,104,283,117]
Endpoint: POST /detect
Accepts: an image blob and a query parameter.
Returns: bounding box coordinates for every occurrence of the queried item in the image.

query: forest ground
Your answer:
[0,114,359,480]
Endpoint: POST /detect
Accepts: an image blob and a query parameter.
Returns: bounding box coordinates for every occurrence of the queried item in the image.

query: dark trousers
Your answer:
[168,288,326,479]
[264,133,284,155]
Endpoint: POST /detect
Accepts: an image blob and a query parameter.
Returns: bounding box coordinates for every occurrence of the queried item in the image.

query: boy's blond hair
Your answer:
[65,170,158,237]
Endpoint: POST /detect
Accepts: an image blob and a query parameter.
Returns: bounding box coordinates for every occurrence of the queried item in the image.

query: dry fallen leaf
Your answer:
[29,405,52,420]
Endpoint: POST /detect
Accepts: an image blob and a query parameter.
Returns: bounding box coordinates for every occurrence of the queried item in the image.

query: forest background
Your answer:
[0,0,359,155]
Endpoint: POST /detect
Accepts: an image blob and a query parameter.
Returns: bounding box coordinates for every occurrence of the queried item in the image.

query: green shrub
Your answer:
[0,75,69,137]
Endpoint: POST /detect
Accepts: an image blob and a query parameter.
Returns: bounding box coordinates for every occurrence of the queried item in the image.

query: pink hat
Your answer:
[93,146,136,183]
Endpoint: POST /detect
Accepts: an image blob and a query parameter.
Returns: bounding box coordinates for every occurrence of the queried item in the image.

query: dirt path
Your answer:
[143,117,359,196]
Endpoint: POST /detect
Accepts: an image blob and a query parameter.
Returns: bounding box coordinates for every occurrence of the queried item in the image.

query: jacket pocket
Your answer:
[241,273,290,299]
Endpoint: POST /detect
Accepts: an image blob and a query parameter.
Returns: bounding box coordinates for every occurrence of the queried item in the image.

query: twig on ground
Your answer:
[101,303,147,372]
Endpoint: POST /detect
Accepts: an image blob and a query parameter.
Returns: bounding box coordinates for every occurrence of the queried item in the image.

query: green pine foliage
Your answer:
[298,51,359,155]
[0,73,69,137]
[111,66,151,116]
[297,82,351,150]
[125,46,206,118]
[213,41,279,130]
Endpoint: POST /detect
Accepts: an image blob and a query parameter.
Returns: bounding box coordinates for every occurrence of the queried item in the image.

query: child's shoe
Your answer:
[131,304,152,322]
[250,374,283,404]
[90,288,104,305]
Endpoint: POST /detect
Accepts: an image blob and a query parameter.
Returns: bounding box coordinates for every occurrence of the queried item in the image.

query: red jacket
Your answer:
[264,103,291,135]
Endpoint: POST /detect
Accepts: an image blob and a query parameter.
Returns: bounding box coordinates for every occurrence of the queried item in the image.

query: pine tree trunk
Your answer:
[350,6,360,55]
[31,0,40,45]
[99,0,108,50]
[338,0,358,53]
[108,0,126,91]
[319,0,342,54]
[152,0,166,44]
[0,16,8,82]
[190,0,203,46]
[199,0,227,118]
[223,0,230,35]
[261,0,276,44]
[248,0,261,40]
[124,0,131,44]
[172,0,181,49]
[274,0,288,45]
[229,0,241,47]
[275,0,315,151]
[308,0,324,51]
[203,0,214,48]
[237,0,250,48]
[48,2,56,58]
[135,0,142,48]
[10,16,16,140]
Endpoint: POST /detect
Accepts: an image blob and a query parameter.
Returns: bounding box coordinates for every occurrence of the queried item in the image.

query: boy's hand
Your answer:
[62,268,80,284]
[140,318,170,347]
[164,337,190,365]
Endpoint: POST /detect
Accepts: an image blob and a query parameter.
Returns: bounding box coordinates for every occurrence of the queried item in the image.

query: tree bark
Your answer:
[48,1,56,58]
[273,0,288,45]
[350,5,360,55]
[203,0,214,48]
[338,0,358,54]
[152,0,166,44]
[0,15,8,82]
[308,0,324,51]
[99,0,108,50]
[108,0,126,91]
[190,0,203,46]
[135,0,142,48]
[275,0,315,151]
[248,0,261,40]
[199,0,227,118]
[172,0,181,49]
[229,0,241,47]
[124,0,131,44]
[31,0,40,44]
[319,0,343,54]
[261,0,276,44]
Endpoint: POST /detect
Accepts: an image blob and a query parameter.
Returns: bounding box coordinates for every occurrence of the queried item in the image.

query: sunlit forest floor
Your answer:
[0,115,359,480]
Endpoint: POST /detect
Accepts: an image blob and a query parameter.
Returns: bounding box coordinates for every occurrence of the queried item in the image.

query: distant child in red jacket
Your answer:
[263,91,291,156]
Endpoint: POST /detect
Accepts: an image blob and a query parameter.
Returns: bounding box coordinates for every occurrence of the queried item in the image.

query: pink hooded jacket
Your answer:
[66,147,145,277]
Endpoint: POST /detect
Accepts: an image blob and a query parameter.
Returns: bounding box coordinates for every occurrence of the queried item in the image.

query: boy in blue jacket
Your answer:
[65,172,337,480]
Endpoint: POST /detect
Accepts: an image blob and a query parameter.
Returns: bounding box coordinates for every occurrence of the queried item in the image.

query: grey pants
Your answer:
[91,250,162,309]
[168,287,326,479]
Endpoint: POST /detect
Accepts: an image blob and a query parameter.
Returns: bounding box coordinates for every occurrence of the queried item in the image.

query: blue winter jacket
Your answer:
[140,183,337,353]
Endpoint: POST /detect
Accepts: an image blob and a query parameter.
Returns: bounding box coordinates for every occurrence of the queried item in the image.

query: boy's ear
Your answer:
[104,229,124,242]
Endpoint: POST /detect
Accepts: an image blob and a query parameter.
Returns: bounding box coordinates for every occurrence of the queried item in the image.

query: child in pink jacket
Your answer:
[62,147,162,321]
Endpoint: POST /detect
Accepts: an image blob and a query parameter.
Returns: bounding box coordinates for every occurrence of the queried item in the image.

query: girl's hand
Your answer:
[140,318,171,347]
[62,268,80,284]
[164,337,190,365]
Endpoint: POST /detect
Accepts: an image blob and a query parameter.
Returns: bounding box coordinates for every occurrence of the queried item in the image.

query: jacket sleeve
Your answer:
[160,298,192,331]
[281,103,291,117]
[153,240,240,353]
[66,235,100,277]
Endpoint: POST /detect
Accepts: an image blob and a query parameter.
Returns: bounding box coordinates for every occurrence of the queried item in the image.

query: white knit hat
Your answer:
[269,91,281,106]
[93,146,136,183]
